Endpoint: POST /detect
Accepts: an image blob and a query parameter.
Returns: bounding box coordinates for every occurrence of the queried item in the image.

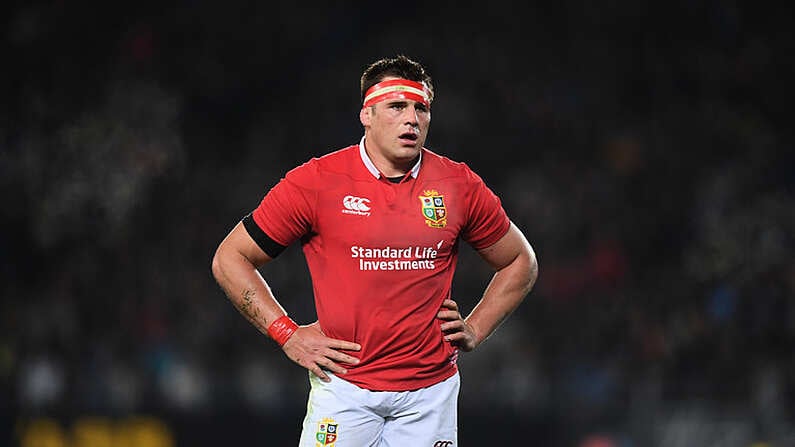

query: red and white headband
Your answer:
[363,79,431,108]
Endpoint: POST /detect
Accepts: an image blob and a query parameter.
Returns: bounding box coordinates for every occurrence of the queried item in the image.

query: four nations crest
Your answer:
[315,418,338,446]
[419,190,447,228]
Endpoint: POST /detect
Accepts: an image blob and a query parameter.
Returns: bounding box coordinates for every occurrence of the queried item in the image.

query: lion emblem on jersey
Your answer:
[419,190,447,228]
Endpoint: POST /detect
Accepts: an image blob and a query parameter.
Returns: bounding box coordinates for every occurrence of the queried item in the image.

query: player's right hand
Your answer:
[281,321,361,382]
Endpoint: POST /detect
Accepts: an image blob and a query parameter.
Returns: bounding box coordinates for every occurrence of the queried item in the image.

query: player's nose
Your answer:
[403,105,419,125]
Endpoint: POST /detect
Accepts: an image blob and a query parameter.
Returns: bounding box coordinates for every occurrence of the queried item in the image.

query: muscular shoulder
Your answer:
[283,145,359,188]
[421,148,483,185]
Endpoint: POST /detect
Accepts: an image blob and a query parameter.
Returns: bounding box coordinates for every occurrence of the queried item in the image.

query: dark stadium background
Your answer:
[2,1,793,446]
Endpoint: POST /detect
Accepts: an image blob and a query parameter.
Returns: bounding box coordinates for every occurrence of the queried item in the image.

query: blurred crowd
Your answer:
[2,1,793,445]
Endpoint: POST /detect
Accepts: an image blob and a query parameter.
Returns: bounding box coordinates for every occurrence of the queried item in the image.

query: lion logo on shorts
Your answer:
[315,418,338,446]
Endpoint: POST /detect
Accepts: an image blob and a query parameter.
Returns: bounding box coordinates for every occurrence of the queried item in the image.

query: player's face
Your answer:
[360,84,431,173]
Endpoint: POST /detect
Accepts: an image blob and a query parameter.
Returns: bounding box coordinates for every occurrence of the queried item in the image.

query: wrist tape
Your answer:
[267,315,298,346]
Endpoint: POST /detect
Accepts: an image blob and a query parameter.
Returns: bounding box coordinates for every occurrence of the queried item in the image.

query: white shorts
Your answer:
[298,371,460,447]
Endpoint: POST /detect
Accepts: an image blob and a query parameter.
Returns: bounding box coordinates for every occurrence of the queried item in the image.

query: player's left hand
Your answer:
[437,299,478,352]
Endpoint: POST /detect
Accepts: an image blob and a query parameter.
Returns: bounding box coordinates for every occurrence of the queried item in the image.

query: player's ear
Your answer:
[359,106,371,127]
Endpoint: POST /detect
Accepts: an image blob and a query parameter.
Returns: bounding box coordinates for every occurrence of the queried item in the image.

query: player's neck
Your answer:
[364,145,416,178]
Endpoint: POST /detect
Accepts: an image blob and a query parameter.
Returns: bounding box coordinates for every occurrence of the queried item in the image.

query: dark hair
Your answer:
[360,55,434,104]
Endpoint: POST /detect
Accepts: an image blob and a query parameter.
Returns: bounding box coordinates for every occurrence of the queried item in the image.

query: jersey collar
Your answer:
[359,136,421,180]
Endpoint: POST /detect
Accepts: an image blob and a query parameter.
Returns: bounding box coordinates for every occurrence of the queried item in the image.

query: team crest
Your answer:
[315,418,338,446]
[419,190,447,228]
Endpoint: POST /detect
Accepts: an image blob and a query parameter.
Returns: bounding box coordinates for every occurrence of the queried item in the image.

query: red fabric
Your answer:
[267,315,298,346]
[362,79,430,108]
[251,145,509,391]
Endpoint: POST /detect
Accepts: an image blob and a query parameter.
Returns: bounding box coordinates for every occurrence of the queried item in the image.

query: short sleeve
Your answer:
[461,166,510,250]
[250,161,317,246]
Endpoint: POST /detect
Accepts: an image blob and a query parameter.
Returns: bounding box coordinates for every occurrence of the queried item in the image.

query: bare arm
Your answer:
[438,222,538,351]
[211,222,360,381]
[211,221,284,332]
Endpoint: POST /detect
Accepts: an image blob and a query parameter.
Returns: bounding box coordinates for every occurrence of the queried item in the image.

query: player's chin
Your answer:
[392,145,419,159]
[399,139,424,152]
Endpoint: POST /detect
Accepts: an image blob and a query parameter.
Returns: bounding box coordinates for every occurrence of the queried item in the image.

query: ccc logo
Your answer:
[343,195,371,212]
[433,442,453,447]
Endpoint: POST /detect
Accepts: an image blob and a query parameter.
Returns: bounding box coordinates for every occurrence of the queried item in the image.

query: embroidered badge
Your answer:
[419,190,447,228]
[315,418,338,446]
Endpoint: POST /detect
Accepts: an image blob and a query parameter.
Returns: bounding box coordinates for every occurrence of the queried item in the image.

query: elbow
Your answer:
[523,246,539,296]
[211,245,225,284]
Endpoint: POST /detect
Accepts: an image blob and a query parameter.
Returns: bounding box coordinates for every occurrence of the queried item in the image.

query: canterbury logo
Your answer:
[343,195,371,211]
[433,442,453,447]
[342,195,371,216]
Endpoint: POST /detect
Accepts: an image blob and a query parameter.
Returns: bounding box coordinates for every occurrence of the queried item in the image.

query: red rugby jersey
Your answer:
[251,139,510,391]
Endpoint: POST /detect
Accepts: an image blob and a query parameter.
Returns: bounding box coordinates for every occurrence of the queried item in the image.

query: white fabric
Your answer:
[299,371,459,447]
